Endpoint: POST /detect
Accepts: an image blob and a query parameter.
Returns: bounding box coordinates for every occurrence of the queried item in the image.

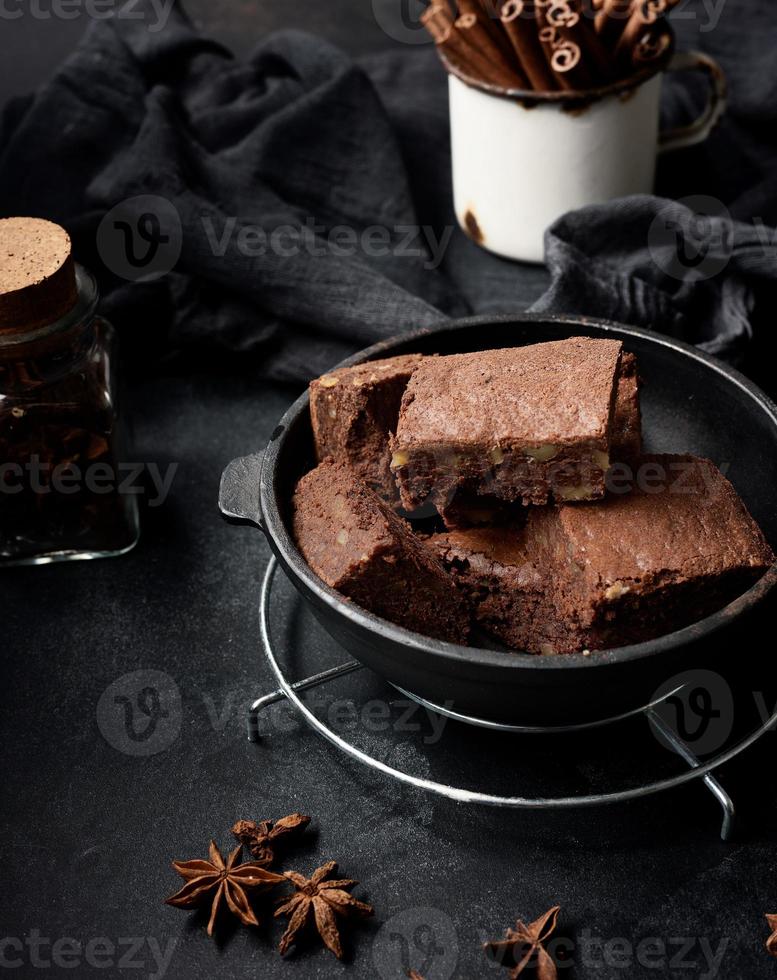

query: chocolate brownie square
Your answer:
[390,338,624,516]
[292,458,470,643]
[437,350,643,530]
[430,455,774,654]
[539,454,774,651]
[309,354,425,501]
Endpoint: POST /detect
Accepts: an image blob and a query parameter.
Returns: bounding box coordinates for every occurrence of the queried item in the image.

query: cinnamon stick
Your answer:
[631,20,673,67]
[421,2,455,42]
[500,0,559,91]
[613,0,669,67]
[454,12,530,88]
[594,0,633,46]
[422,5,525,88]
[454,0,520,63]
[537,0,613,90]
[474,0,504,20]
[423,0,528,88]
[425,0,677,92]
[560,0,614,81]
[537,23,588,90]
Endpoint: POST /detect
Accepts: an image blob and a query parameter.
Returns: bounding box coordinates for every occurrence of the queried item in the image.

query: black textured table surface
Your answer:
[2,4,777,980]
[3,362,777,980]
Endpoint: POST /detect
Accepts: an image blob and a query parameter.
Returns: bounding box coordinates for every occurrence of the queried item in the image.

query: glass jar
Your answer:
[0,264,140,565]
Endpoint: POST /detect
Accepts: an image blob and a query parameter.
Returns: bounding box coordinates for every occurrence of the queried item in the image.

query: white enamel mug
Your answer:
[448,49,727,263]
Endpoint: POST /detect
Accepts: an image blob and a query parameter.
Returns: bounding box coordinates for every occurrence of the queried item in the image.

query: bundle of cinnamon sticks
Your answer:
[422,0,677,92]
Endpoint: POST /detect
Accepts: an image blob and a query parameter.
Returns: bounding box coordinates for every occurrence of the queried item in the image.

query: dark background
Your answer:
[1,0,405,99]
[2,3,777,979]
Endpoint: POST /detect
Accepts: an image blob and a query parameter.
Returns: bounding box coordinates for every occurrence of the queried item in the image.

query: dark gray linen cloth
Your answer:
[1,0,776,380]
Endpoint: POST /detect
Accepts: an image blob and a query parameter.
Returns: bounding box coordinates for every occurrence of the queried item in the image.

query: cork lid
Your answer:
[0,217,79,336]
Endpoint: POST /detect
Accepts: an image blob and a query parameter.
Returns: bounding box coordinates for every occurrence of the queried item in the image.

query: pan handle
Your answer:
[219,453,265,530]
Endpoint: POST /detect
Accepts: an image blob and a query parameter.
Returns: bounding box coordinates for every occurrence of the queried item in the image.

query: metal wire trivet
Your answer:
[249,557,777,841]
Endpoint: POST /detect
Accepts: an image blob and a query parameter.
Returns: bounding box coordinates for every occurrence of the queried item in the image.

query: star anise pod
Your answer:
[164,840,285,937]
[484,906,560,979]
[275,860,374,959]
[231,812,311,866]
[767,914,777,957]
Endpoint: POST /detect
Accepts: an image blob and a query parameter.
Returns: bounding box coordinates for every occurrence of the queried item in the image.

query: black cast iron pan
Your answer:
[219,315,777,726]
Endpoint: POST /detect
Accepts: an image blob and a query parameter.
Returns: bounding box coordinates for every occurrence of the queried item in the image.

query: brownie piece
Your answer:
[430,455,774,654]
[541,454,774,651]
[309,354,425,501]
[292,458,470,643]
[610,352,642,461]
[429,525,553,652]
[436,351,643,530]
[390,338,624,516]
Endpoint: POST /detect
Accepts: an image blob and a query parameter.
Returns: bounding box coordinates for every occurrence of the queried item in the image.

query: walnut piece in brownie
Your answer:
[309,354,425,501]
[390,338,623,514]
[292,458,470,643]
[430,455,774,654]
